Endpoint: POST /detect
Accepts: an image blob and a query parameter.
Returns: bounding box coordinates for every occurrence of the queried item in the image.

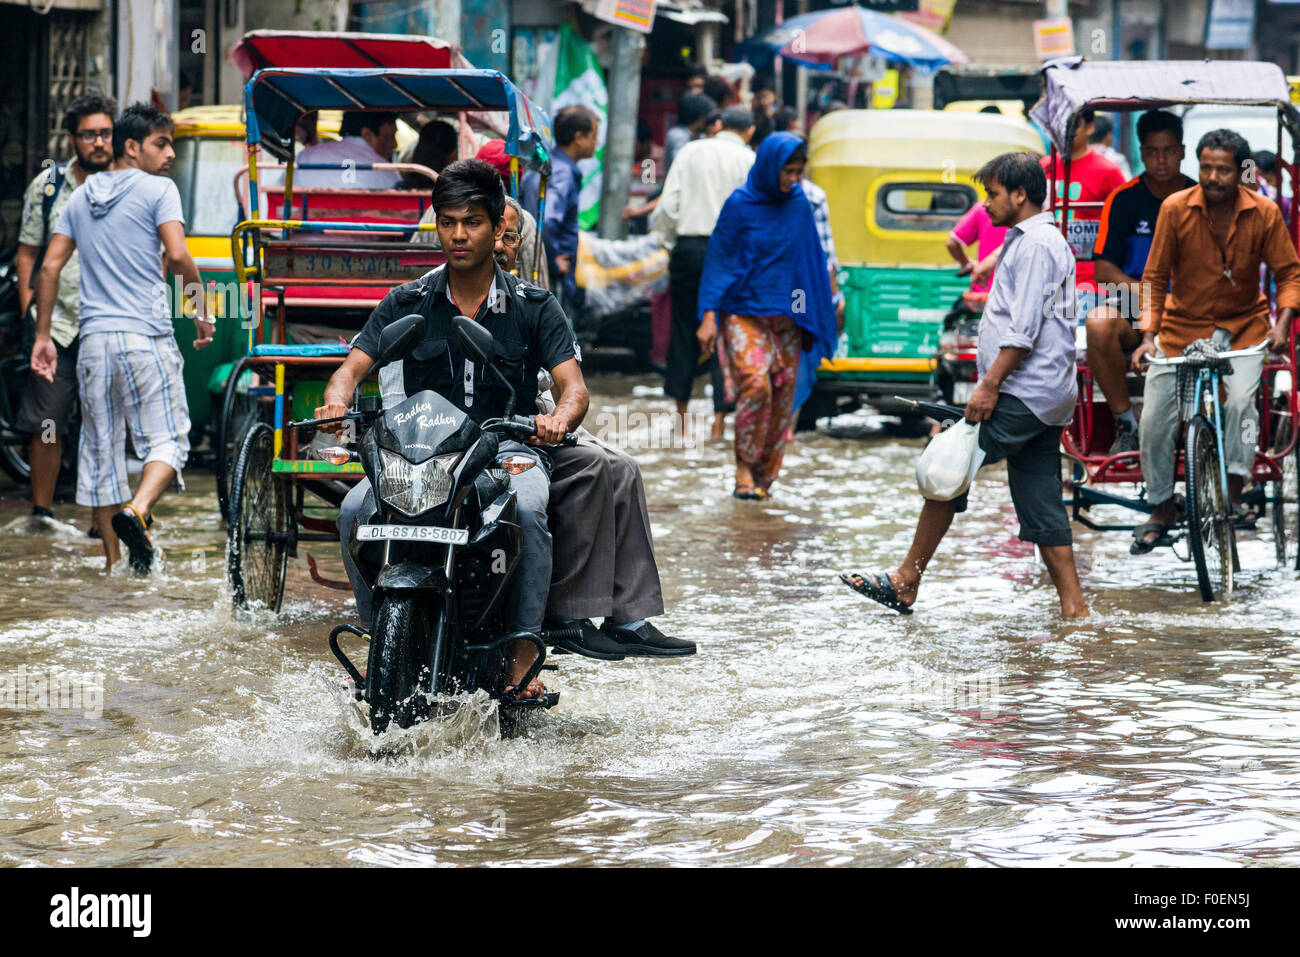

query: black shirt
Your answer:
[353,263,575,424]
[1094,173,1197,279]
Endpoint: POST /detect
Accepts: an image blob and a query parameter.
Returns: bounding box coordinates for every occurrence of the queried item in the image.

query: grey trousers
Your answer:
[337,440,551,632]
[545,435,665,623]
[1138,337,1264,505]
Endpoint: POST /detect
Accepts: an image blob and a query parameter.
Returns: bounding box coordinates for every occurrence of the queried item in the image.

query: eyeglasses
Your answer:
[501,231,522,247]
[75,130,113,144]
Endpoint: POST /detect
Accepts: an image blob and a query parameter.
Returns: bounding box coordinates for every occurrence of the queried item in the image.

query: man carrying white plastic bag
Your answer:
[840,153,1089,619]
[915,417,986,502]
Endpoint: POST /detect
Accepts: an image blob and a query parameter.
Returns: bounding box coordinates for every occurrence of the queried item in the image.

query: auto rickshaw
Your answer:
[804,108,1043,428]
[167,106,349,449]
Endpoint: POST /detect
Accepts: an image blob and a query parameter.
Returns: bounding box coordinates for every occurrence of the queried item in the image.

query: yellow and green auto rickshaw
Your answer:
[167,106,353,448]
[804,108,1043,428]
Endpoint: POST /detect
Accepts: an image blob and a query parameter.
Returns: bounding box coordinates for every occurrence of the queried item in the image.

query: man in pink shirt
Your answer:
[946,201,1007,294]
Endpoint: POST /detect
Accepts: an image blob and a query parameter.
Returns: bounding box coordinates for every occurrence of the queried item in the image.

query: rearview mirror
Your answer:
[378,313,423,363]
[452,314,496,365]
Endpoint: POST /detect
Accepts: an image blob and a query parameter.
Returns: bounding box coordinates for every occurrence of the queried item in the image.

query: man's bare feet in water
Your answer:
[505,638,545,700]
[711,412,726,442]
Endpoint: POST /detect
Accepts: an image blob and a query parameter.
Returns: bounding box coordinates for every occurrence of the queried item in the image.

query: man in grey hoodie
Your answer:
[31,102,211,574]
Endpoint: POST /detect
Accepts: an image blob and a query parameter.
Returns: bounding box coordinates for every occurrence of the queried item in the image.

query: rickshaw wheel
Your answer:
[226,422,289,611]
[216,358,259,525]
[1185,415,1234,602]
[1294,442,1300,573]
[1273,480,1287,567]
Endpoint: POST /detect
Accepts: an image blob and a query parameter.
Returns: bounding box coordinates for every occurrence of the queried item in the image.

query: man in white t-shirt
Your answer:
[31,102,211,575]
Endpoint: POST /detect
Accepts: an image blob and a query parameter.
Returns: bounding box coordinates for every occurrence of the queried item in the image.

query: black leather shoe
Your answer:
[545,618,626,661]
[601,621,696,657]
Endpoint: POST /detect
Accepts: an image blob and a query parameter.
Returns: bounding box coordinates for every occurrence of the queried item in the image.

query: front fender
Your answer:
[375,561,444,592]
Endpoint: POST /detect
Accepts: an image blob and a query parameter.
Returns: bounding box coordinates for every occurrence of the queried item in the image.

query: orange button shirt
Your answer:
[1140,184,1300,356]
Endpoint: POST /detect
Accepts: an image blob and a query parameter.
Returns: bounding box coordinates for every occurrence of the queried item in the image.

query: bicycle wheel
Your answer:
[0,356,32,483]
[1185,414,1235,601]
[1273,479,1287,567]
[226,422,290,610]
[215,359,260,525]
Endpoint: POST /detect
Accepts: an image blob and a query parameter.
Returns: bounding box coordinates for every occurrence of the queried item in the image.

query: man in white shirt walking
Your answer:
[652,106,756,440]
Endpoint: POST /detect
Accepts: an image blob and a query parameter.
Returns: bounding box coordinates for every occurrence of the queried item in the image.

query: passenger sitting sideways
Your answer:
[495,198,695,660]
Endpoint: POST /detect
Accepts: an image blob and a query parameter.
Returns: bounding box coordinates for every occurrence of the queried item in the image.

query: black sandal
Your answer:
[1232,503,1260,530]
[1130,522,1174,555]
[839,572,913,615]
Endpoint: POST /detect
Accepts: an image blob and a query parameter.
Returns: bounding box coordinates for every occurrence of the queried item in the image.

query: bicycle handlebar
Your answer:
[1144,339,1274,367]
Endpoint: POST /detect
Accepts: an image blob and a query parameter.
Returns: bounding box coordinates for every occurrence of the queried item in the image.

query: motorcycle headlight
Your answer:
[377,450,458,516]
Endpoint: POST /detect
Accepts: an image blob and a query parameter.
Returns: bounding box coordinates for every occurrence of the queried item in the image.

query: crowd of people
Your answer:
[12,69,1300,640]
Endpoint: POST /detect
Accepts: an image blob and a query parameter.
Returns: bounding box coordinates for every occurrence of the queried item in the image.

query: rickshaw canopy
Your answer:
[1031,57,1300,154]
[232,30,463,75]
[243,66,554,173]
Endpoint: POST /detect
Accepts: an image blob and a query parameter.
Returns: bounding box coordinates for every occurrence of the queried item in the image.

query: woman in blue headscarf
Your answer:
[697,132,837,499]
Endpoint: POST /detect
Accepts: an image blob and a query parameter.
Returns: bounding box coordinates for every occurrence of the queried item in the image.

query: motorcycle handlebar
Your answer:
[289,411,580,447]
[286,411,361,430]
[490,414,578,446]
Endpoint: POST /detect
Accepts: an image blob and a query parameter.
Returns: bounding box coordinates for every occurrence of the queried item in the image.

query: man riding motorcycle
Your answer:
[316,159,588,700]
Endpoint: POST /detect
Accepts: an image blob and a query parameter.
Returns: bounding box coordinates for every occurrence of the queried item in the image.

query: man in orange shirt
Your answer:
[1132,129,1300,551]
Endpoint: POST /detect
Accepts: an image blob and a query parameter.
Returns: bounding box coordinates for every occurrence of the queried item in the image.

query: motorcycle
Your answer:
[0,250,80,486]
[298,314,581,735]
[936,291,985,408]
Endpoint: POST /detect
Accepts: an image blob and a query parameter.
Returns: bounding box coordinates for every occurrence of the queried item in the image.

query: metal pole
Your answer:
[795,0,809,131]
[598,26,645,240]
[774,0,783,108]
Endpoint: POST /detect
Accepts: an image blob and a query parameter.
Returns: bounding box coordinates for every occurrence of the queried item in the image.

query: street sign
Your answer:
[1033,17,1075,59]
[594,0,657,34]
[1204,0,1256,50]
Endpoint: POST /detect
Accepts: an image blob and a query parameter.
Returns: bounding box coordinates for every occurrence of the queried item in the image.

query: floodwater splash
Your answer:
[326,678,503,757]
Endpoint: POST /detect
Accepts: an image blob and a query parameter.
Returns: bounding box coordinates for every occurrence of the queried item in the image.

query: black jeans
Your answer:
[665,236,732,413]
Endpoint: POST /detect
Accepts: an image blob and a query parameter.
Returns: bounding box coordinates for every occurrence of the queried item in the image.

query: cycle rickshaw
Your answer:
[1030,58,1300,600]
[223,61,553,610]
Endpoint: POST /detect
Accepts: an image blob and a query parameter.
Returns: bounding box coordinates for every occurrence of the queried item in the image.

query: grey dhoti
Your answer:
[338,439,551,632]
[545,435,664,623]
[1138,335,1265,505]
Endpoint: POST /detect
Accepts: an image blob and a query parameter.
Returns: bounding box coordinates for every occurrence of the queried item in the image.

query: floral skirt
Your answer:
[719,314,802,489]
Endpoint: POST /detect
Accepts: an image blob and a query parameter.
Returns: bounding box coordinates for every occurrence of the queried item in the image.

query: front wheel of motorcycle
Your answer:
[365,595,431,735]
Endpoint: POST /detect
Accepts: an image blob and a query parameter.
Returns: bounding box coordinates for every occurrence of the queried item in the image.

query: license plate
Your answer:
[952,381,976,404]
[356,524,469,544]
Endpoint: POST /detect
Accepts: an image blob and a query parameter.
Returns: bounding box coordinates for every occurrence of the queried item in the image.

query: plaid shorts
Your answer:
[76,331,191,507]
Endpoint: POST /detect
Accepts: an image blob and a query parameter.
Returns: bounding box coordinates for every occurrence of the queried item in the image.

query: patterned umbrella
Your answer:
[747,5,969,74]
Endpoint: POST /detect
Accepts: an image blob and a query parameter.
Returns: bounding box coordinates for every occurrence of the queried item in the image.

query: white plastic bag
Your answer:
[915,420,986,501]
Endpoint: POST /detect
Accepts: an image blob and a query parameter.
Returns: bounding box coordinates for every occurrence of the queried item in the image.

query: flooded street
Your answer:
[2,371,1300,867]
